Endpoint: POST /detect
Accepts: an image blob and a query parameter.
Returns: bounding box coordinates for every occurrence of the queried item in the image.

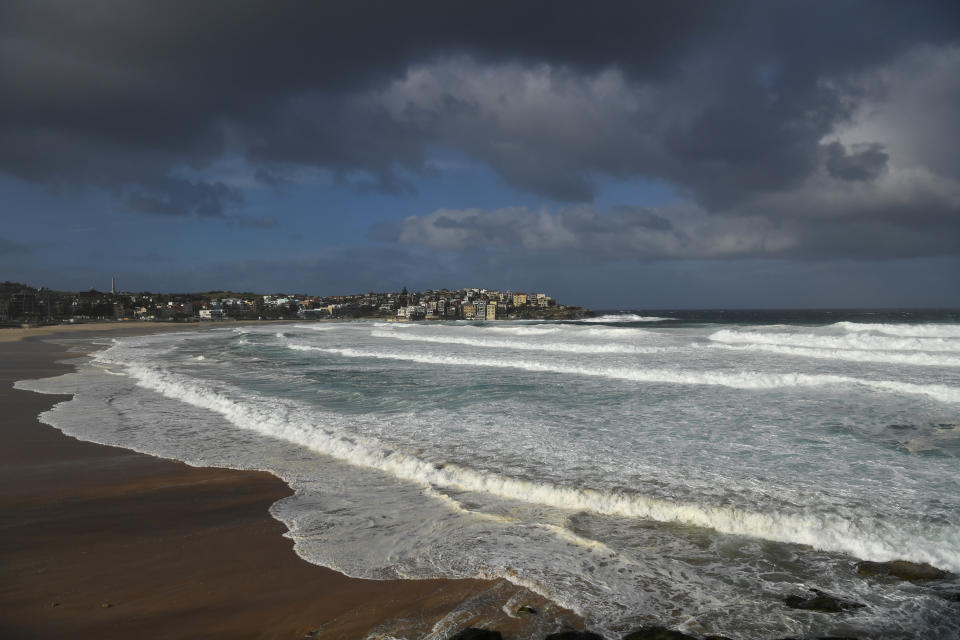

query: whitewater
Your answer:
[16,312,960,639]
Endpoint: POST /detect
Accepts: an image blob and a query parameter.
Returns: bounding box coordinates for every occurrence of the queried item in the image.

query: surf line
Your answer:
[290,344,960,404]
[101,356,960,572]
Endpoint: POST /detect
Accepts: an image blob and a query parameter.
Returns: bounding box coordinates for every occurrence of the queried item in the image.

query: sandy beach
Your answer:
[0,323,568,640]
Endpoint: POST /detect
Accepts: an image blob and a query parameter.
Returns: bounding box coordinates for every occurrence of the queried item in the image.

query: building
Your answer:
[513,292,528,306]
[485,300,497,320]
[199,308,224,320]
[397,305,425,320]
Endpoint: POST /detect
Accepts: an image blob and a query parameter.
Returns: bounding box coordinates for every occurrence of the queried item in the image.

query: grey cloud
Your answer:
[389,182,960,261]
[253,168,286,188]
[0,126,239,217]
[221,215,280,229]
[125,179,242,217]
[389,205,797,260]
[824,142,889,181]
[0,0,957,212]
[834,44,960,181]
[0,0,960,205]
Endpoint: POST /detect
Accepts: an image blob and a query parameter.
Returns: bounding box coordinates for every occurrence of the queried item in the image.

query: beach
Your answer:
[4,316,958,639]
[0,323,559,640]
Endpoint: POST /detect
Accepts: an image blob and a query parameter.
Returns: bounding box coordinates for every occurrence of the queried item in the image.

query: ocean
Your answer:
[17,310,960,639]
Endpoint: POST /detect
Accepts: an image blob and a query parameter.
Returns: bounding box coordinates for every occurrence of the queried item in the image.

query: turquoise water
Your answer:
[18,312,960,638]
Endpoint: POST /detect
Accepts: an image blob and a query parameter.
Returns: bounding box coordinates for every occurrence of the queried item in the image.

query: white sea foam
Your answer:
[91,353,960,573]
[370,329,676,354]
[707,342,960,367]
[421,486,519,524]
[538,524,615,553]
[580,314,673,323]
[293,323,335,331]
[569,326,652,338]
[482,325,562,336]
[18,327,960,638]
[835,321,960,338]
[710,328,960,352]
[290,344,960,404]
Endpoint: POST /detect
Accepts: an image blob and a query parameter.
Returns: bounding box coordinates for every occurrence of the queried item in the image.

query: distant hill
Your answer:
[0,281,35,296]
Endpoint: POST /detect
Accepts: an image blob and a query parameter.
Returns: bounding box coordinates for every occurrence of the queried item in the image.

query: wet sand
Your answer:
[0,324,567,639]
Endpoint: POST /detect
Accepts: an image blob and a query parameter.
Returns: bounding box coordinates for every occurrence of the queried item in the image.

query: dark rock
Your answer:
[783,588,865,613]
[449,629,503,640]
[855,559,948,581]
[854,561,891,577]
[888,560,949,580]
[517,604,538,616]
[623,626,698,639]
[545,632,604,640]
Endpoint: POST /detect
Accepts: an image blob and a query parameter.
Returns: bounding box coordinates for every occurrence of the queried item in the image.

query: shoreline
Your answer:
[0,319,295,343]
[0,324,577,639]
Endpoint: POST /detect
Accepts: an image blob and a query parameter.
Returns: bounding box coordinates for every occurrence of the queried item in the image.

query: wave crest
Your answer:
[96,351,960,572]
[580,314,673,323]
[290,344,960,404]
[710,328,960,353]
[835,321,960,338]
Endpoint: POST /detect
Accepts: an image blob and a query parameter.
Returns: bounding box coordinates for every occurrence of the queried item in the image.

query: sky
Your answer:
[1,1,959,309]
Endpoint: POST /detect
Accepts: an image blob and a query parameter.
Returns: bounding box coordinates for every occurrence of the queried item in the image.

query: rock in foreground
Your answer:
[622,626,705,639]
[855,560,949,581]
[783,588,865,613]
[449,628,503,640]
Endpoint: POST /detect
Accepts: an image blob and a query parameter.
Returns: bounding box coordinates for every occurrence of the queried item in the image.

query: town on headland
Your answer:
[0,280,592,326]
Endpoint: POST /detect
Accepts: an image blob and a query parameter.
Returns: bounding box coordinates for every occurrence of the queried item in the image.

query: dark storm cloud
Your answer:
[0,0,958,249]
[386,198,960,262]
[125,178,242,216]
[824,142,889,182]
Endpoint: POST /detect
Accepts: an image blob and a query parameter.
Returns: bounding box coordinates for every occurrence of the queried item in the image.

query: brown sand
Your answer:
[0,325,577,639]
[0,319,286,343]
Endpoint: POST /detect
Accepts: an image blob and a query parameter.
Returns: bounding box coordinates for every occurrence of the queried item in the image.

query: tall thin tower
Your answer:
[111,276,116,295]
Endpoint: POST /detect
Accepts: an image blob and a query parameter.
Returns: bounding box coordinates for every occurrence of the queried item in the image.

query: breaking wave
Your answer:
[709,328,960,352]
[288,343,960,404]
[580,314,673,323]
[834,322,960,338]
[98,353,960,573]
[370,329,676,354]
[481,325,562,336]
[707,343,960,367]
